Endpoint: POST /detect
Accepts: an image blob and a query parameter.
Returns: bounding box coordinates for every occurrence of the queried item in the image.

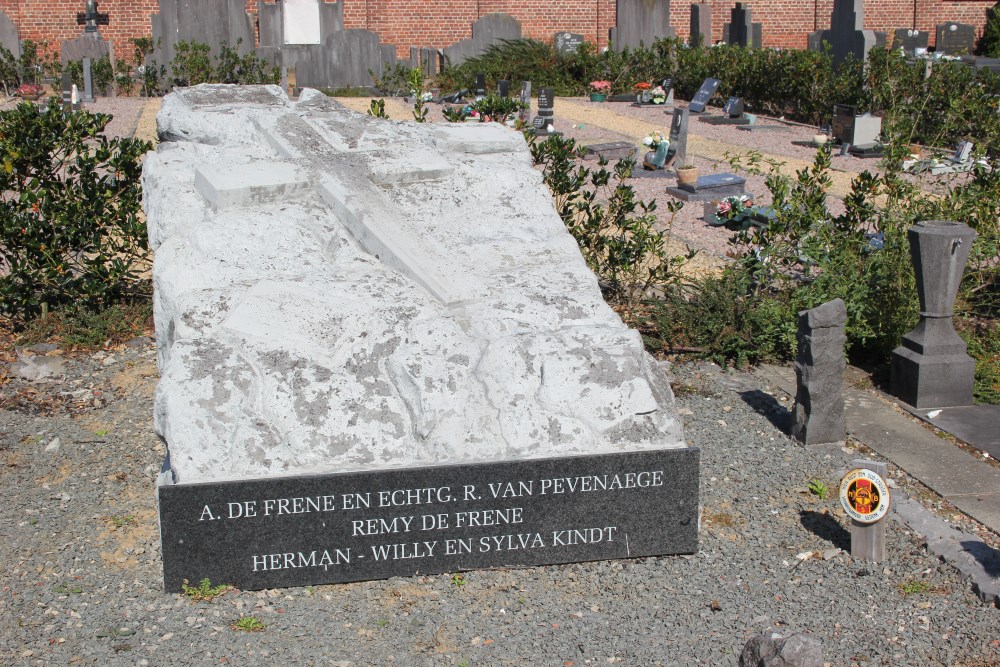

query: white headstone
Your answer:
[283,0,321,45]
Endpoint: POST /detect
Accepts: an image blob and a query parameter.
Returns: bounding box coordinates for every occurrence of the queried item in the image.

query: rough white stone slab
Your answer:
[144,84,686,485]
[195,161,310,209]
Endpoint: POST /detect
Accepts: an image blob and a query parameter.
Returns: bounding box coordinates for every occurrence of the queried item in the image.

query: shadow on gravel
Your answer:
[961,540,1000,578]
[737,390,792,433]
[799,510,851,551]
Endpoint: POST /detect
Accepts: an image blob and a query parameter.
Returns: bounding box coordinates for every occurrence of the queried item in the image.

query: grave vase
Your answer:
[643,142,669,170]
[589,92,607,102]
[891,220,977,408]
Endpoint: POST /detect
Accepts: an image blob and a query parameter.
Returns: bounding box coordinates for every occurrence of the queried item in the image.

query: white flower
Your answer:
[643,136,654,146]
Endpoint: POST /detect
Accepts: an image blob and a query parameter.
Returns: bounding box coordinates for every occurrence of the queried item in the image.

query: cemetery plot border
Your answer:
[159,448,700,592]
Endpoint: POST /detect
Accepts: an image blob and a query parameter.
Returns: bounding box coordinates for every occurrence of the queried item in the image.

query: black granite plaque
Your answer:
[538,87,555,110]
[678,173,745,193]
[533,116,546,130]
[608,93,636,102]
[661,77,673,93]
[723,96,743,117]
[498,79,510,98]
[159,449,699,591]
[475,73,486,97]
[688,78,721,113]
[554,31,585,54]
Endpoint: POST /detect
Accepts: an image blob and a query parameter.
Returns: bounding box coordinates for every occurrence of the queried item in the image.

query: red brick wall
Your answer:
[1,0,995,60]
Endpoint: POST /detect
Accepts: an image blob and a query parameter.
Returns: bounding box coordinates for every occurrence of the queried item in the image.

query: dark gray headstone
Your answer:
[554,31,585,54]
[0,9,20,58]
[688,78,720,113]
[740,629,824,667]
[668,107,689,165]
[60,34,110,65]
[159,449,699,592]
[723,2,761,48]
[689,3,712,47]
[475,73,486,97]
[678,173,745,192]
[894,29,929,56]
[498,80,510,98]
[830,103,855,144]
[443,13,522,67]
[296,28,397,90]
[538,87,554,110]
[61,71,73,108]
[891,221,978,408]
[723,96,743,117]
[819,0,875,66]
[611,0,676,51]
[936,22,976,56]
[82,57,94,102]
[792,299,848,446]
[152,0,255,74]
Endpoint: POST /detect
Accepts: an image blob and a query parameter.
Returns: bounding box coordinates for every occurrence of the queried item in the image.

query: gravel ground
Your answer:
[1,344,998,667]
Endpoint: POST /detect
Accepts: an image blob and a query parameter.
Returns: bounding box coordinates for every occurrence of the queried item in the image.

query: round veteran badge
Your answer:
[840,468,890,524]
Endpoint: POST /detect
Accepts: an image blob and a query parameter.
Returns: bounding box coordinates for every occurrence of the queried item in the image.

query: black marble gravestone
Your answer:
[688,78,721,113]
[554,31,585,54]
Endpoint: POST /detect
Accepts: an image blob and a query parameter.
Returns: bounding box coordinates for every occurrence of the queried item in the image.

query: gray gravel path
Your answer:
[1,344,997,666]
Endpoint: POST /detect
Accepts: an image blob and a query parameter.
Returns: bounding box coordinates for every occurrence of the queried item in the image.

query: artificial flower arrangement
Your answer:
[713,194,761,228]
[634,82,652,91]
[589,80,611,93]
[643,130,668,148]
[649,85,667,104]
[17,83,43,99]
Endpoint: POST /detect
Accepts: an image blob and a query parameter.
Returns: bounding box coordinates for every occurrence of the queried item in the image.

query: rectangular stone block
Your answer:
[159,448,700,592]
[195,162,310,209]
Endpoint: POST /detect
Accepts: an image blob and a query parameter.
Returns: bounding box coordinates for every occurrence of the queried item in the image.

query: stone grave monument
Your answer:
[893,29,928,56]
[891,221,977,408]
[62,0,113,67]
[555,31,585,55]
[535,86,556,134]
[145,84,698,592]
[687,77,721,113]
[151,0,255,76]
[611,0,675,50]
[443,13,522,67]
[810,0,875,67]
[668,107,689,166]
[699,96,748,124]
[518,81,532,122]
[935,22,976,56]
[689,3,712,47]
[830,104,881,148]
[410,47,438,78]
[791,299,848,446]
[722,3,761,48]
[0,9,21,59]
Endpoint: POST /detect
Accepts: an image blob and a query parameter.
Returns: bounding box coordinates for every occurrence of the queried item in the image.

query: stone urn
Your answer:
[891,220,977,408]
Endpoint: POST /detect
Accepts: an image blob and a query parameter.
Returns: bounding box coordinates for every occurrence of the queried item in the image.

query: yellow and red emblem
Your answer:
[839,468,890,524]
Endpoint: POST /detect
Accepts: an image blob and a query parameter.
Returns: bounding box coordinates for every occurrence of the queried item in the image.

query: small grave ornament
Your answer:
[840,467,890,524]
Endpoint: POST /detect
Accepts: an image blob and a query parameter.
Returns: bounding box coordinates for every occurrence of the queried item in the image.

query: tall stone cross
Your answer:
[76,0,109,34]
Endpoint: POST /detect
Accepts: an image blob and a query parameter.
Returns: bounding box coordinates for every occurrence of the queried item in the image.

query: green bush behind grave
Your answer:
[0,101,152,321]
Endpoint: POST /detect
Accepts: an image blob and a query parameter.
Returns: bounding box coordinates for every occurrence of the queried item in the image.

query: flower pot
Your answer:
[589,92,607,102]
[812,134,828,147]
[676,166,699,187]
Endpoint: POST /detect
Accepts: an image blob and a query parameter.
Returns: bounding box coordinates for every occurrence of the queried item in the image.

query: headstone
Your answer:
[791,299,847,446]
[554,31,585,55]
[536,86,555,132]
[518,81,531,122]
[611,0,676,51]
[842,460,889,563]
[0,9,21,59]
[146,84,697,592]
[660,77,675,107]
[583,142,637,161]
[82,57,94,102]
[817,0,876,67]
[62,0,113,67]
[668,107,689,166]
[689,3,712,47]
[498,80,510,98]
[151,0,255,75]
[283,0,322,45]
[935,22,975,56]
[443,13,522,67]
[722,2,762,48]
[740,629,824,667]
[893,28,928,56]
[475,73,486,98]
[61,71,73,109]
[665,173,746,201]
[830,104,881,146]
[891,221,978,408]
[723,96,744,117]
[954,140,973,163]
[687,78,720,113]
